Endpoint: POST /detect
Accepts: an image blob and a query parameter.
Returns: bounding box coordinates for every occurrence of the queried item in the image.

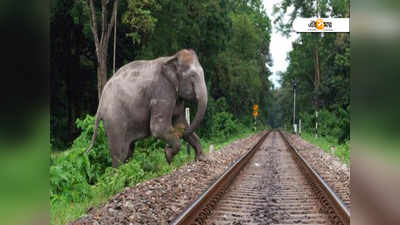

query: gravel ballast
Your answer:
[284,132,351,208]
[71,132,264,225]
[70,131,350,225]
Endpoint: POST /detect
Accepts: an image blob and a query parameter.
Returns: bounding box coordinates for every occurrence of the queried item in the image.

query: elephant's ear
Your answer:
[162,56,179,94]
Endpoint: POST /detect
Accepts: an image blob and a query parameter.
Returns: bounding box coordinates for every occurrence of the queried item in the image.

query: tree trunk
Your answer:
[313,46,320,89]
[97,50,108,100]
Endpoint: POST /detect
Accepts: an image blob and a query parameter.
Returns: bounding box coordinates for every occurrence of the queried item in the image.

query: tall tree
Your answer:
[274,0,350,141]
[87,0,119,99]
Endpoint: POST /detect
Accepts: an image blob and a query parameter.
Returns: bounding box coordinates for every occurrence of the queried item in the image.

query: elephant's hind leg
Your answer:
[106,127,130,168]
[127,141,136,161]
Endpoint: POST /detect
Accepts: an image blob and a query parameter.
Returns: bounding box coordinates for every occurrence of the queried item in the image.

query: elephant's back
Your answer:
[113,57,169,80]
[99,56,169,119]
[113,60,149,77]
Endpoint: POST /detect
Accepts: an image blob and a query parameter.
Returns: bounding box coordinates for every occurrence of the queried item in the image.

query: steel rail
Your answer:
[170,130,271,225]
[278,130,350,225]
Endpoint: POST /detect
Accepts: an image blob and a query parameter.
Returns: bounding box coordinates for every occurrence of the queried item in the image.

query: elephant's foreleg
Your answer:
[150,115,182,164]
[183,132,207,162]
[156,128,182,164]
[171,109,204,160]
[172,119,206,161]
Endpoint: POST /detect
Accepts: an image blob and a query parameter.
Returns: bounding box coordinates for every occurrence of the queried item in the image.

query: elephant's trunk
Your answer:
[184,78,208,136]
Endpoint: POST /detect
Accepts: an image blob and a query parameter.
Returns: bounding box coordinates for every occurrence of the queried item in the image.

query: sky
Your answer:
[262,0,298,88]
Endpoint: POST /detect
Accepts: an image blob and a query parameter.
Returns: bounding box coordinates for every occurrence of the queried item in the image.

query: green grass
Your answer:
[300,132,350,165]
[50,129,256,225]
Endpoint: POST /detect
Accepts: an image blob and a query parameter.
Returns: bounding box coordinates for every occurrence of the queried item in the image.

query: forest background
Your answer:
[50,0,349,224]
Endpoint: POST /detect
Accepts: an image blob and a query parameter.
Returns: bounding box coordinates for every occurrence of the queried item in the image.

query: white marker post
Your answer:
[315,110,318,138]
[185,107,190,156]
[293,79,297,134]
[185,107,190,125]
[299,119,302,135]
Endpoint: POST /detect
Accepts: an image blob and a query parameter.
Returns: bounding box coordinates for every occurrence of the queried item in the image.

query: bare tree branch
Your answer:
[100,0,107,45]
[87,0,119,99]
[105,0,119,45]
[88,0,100,55]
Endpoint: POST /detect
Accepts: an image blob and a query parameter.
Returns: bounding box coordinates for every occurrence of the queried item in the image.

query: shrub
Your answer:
[337,107,350,144]
[211,111,240,138]
[299,111,313,133]
[50,115,180,205]
[74,115,112,178]
[50,115,111,203]
[318,109,339,138]
[50,149,92,203]
[98,161,145,196]
[199,97,245,139]
[134,138,167,173]
[299,107,349,144]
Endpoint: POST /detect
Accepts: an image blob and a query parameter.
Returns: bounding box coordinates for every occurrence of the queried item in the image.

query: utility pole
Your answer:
[293,78,297,134]
[314,0,321,138]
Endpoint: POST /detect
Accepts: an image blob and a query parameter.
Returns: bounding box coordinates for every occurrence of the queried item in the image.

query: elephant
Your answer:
[86,49,208,167]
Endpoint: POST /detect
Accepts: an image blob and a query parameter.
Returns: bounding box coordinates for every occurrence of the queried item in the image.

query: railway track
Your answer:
[170,130,350,225]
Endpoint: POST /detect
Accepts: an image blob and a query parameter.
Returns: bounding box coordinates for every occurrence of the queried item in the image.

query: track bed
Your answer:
[172,131,349,225]
[206,131,333,225]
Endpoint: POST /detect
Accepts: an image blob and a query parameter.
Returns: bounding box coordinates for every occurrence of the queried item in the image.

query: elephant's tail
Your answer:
[85,111,101,154]
[85,81,109,154]
[86,89,105,154]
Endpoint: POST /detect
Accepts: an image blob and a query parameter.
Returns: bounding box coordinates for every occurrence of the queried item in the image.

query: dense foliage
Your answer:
[272,0,350,144]
[50,0,350,224]
[50,1,272,223]
[51,0,273,149]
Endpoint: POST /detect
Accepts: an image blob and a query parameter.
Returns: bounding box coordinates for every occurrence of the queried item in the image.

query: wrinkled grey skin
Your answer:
[86,49,208,167]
